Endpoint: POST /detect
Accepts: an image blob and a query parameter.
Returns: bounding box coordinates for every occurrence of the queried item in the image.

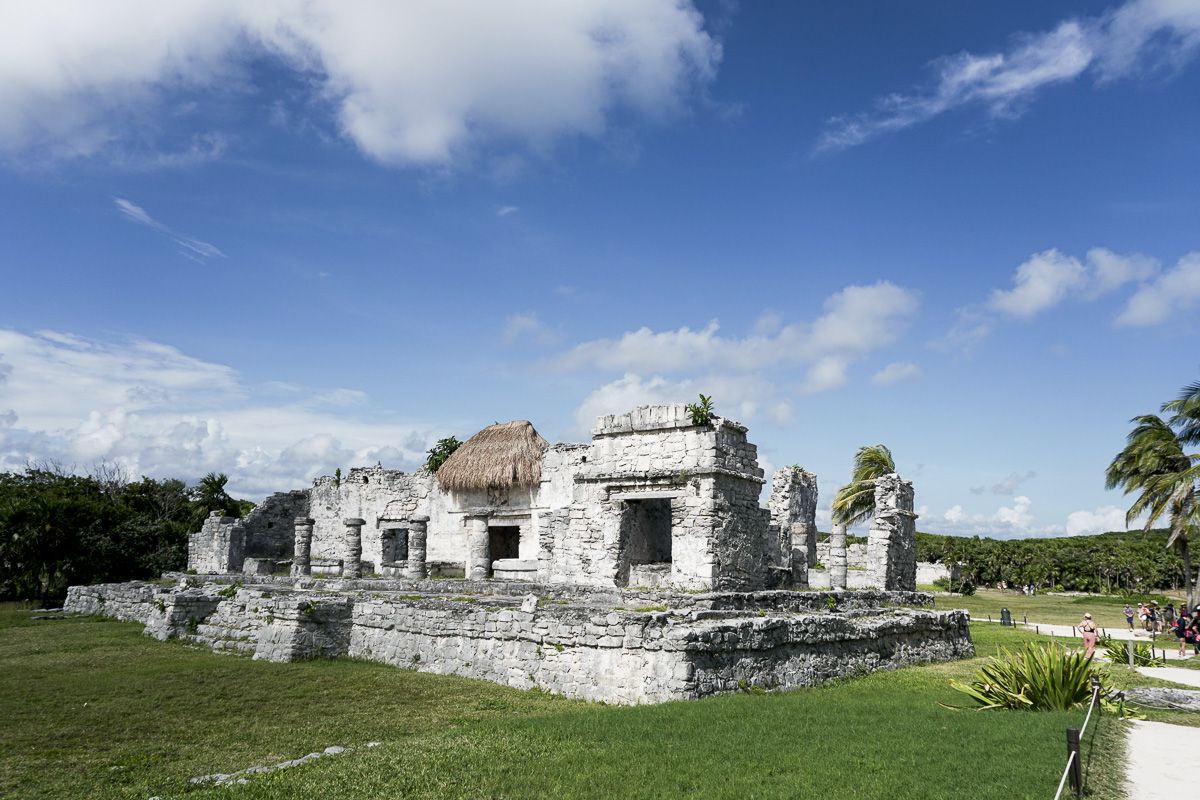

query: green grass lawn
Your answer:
[934,588,1183,631]
[0,603,1151,800]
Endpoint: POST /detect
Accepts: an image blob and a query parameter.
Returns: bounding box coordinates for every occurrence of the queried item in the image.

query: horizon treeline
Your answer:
[0,467,252,606]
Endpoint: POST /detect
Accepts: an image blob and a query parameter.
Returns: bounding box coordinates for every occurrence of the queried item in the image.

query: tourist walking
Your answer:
[1125,603,1135,631]
[1174,607,1191,657]
[1079,613,1098,658]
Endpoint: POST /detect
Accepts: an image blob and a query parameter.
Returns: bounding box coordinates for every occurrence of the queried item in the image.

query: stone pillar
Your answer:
[406,516,429,580]
[291,517,314,577]
[466,515,490,581]
[829,521,848,590]
[342,517,365,579]
[866,473,918,591]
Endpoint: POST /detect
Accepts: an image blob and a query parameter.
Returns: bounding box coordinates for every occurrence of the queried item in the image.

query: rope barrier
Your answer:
[1051,683,1101,800]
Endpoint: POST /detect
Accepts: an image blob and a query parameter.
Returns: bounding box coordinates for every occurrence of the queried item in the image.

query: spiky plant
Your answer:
[947,643,1100,711]
[685,394,715,426]
[831,444,895,527]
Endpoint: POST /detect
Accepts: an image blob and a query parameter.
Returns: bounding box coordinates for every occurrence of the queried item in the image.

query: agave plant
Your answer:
[947,643,1100,711]
[1098,636,1165,667]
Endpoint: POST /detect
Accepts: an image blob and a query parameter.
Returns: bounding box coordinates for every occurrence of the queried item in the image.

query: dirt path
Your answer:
[1125,720,1200,799]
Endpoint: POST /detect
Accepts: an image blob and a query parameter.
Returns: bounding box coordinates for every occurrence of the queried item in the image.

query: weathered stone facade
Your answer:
[65,577,972,705]
[768,467,817,584]
[866,473,917,591]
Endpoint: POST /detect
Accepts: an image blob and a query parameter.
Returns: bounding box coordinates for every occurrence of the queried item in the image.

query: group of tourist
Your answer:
[1112,601,1200,657]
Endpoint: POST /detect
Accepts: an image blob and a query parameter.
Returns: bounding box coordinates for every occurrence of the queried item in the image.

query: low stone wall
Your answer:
[65,577,971,705]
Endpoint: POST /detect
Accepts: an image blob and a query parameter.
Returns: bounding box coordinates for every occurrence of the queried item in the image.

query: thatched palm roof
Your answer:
[436,420,549,492]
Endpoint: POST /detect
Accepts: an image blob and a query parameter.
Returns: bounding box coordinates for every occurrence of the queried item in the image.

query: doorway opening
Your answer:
[488,525,521,572]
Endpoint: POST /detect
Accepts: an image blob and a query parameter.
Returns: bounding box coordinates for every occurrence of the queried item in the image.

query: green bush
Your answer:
[685,394,714,426]
[948,643,1099,711]
[1098,636,1165,667]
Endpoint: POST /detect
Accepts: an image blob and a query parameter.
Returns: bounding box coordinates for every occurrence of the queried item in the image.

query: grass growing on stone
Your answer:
[0,604,1127,799]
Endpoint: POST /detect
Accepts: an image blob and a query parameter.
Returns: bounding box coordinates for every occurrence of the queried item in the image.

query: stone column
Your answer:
[405,515,429,580]
[829,521,848,590]
[866,473,918,591]
[342,517,365,579]
[291,517,314,577]
[466,515,490,581]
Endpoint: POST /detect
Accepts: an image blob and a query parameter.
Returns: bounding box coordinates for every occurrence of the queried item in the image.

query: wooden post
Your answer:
[1066,728,1082,798]
[1126,639,1135,667]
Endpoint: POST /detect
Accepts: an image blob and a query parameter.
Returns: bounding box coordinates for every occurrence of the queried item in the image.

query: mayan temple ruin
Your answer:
[67,404,972,704]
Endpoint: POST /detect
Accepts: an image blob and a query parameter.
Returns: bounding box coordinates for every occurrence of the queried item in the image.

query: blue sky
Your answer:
[1,0,1197,537]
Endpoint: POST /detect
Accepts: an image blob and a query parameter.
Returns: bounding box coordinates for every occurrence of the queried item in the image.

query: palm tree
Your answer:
[832,444,896,527]
[191,472,240,526]
[828,445,895,589]
[1105,413,1199,610]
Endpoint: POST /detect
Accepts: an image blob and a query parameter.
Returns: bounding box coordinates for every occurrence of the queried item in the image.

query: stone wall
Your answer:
[66,577,972,705]
[768,467,817,582]
[866,473,917,591]
[188,512,246,573]
[241,490,310,559]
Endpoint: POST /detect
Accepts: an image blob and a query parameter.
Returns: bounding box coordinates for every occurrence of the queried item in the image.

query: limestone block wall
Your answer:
[64,582,156,624]
[188,513,246,573]
[816,541,867,567]
[240,490,310,559]
[866,474,918,591]
[309,468,440,571]
[768,467,818,579]
[916,562,962,585]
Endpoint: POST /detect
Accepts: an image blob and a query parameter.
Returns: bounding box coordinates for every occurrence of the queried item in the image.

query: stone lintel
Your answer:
[342,517,366,526]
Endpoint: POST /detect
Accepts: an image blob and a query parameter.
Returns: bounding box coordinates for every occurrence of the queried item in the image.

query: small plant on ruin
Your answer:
[300,601,317,618]
[217,582,241,599]
[334,467,342,487]
[424,436,463,473]
[825,595,838,611]
[685,394,715,426]
[185,617,199,635]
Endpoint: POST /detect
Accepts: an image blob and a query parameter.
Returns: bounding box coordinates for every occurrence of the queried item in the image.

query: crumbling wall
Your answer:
[309,468,439,573]
[241,490,309,559]
[768,467,817,584]
[187,512,246,573]
[866,473,917,591]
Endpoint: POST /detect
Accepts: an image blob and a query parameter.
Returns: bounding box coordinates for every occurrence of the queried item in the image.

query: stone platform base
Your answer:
[65,575,972,705]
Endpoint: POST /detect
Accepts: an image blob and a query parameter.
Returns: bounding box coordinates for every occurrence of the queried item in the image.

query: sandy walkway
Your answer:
[1134,666,1200,688]
[1125,720,1200,799]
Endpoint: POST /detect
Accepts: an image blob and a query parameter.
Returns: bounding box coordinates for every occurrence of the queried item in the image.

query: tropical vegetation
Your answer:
[685,393,715,426]
[423,436,463,473]
[1105,377,1200,609]
[948,642,1102,712]
[831,444,895,527]
[0,466,251,606]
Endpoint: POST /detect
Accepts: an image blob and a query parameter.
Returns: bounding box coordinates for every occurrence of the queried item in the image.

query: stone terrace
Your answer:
[67,575,972,705]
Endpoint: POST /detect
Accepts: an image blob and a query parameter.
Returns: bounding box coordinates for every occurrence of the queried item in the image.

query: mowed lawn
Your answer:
[933,588,1185,631]
[0,603,1117,800]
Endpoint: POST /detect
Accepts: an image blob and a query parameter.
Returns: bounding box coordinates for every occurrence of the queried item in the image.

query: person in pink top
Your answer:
[1079,613,1098,658]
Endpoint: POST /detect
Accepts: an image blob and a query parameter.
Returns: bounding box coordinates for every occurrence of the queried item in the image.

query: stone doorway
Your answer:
[487,525,521,571]
[621,498,672,586]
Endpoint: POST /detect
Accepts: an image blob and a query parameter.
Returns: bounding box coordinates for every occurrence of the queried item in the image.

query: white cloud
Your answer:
[571,372,792,437]
[0,329,438,496]
[496,205,520,217]
[993,495,1034,528]
[1066,505,1131,536]
[1085,247,1159,298]
[943,504,966,524]
[816,0,1200,153]
[115,197,224,261]
[1116,251,1200,326]
[502,312,560,346]
[0,1,719,167]
[557,282,919,391]
[871,361,919,386]
[988,249,1088,318]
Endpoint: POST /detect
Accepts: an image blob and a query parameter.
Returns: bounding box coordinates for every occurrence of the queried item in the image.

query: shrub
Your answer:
[948,643,1100,711]
[1098,636,1165,667]
[685,394,715,426]
[424,436,462,473]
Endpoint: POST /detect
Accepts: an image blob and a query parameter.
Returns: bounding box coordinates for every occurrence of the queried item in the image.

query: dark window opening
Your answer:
[382,528,409,563]
[624,498,672,565]
[488,525,521,570]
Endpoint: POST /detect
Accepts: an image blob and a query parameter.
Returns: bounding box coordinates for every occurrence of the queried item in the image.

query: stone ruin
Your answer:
[67,404,972,704]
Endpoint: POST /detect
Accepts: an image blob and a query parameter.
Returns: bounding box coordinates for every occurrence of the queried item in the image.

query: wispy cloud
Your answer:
[114,198,225,262]
[496,205,520,217]
[815,0,1200,154]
